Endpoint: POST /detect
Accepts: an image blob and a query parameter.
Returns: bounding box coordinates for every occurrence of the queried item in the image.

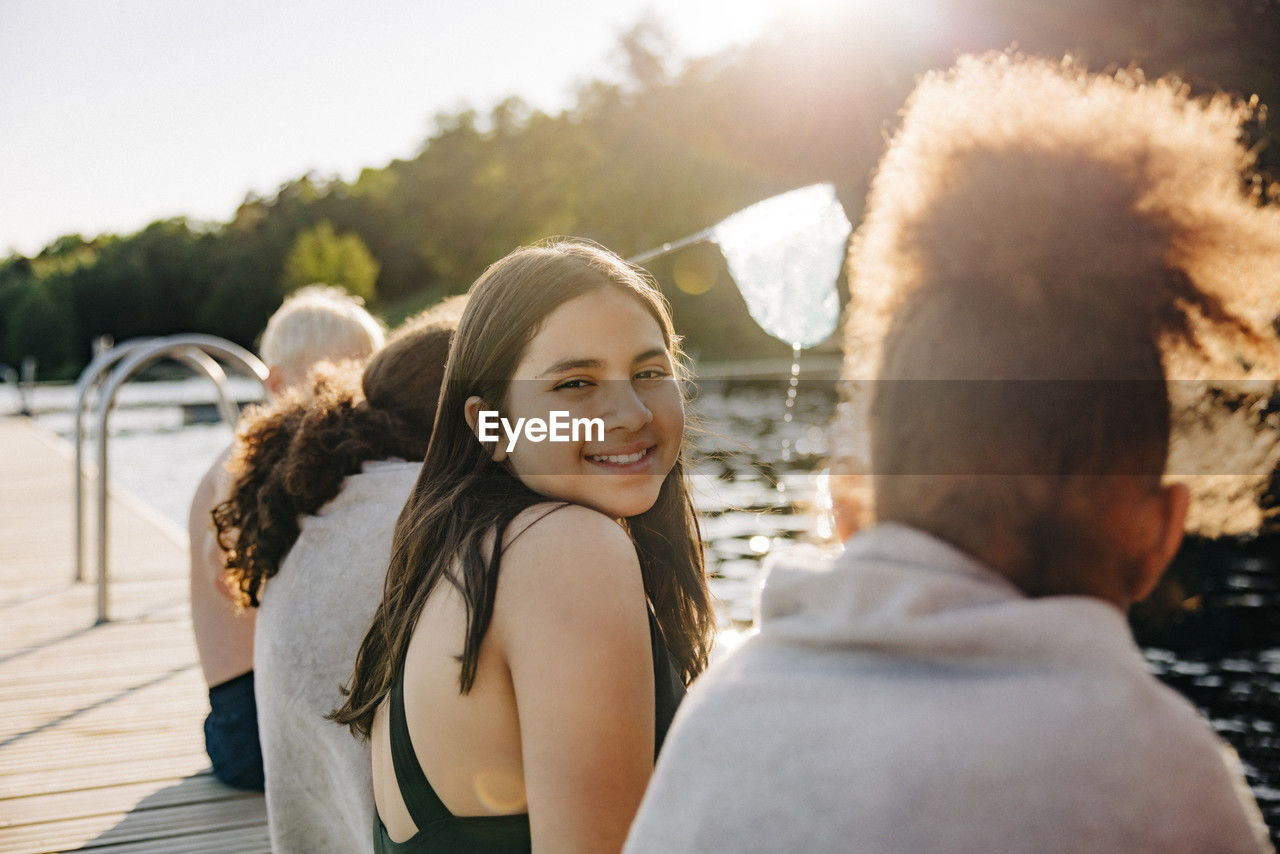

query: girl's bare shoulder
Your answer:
[491,503,650,684]
[497,503,643,603]
[506,502,635,555]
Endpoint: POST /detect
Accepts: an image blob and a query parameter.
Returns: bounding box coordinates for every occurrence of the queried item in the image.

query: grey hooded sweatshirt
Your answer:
[255,460,421,854]
[625,523,1271,853]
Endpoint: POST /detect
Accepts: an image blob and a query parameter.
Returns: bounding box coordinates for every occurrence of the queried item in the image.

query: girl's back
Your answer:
[372,505,660,852]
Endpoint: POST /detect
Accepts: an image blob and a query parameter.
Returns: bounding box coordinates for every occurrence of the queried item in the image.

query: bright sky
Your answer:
[0,0,790,257]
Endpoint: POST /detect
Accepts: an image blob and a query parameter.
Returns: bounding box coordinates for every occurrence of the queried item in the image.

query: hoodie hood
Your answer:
[758,523,1142,673]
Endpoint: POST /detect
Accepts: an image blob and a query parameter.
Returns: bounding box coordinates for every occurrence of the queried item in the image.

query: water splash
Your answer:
[779,343,802,468]
[712,183,852,349]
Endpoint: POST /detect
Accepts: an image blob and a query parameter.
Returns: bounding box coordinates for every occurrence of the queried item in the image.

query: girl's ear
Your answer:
[1129,481,1189,603]
[464,395,508,462]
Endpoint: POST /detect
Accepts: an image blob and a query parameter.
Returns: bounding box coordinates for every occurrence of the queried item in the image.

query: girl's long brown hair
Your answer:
[214,306,458,607]
[333,240,714,739]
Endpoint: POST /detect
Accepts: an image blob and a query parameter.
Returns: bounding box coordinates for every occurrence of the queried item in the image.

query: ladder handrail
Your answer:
[73,338,162,582]
[174,348,242,430]
[79,335,267,623]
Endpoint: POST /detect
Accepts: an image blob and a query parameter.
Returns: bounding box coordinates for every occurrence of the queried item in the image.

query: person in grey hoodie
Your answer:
[213,301,460,853]
[625,53,1280,854]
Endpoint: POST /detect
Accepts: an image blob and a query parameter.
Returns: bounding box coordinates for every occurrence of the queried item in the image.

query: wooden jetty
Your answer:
[0,418,268,853]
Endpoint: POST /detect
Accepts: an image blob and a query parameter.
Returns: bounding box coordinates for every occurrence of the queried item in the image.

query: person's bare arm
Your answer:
[494,506,655,854]
[188,446,255,687]
[188,447,234,600]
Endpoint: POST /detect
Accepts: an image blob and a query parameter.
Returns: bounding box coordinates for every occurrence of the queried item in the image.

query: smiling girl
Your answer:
[333,240,715,853]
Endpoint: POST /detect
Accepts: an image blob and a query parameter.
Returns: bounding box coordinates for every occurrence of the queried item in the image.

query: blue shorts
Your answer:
[203,670,264,791]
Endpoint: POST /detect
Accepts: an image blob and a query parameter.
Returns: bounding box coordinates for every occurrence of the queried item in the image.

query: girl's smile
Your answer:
[469,285,684,520]
[584,442,656,470]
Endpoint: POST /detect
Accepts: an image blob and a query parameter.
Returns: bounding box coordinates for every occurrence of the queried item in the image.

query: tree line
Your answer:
[2,0,1276,378]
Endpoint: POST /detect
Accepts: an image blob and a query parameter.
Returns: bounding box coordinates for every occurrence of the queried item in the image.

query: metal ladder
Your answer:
[72,335,268,623]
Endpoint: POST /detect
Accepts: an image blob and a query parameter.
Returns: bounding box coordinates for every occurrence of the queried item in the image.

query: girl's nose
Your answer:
[601,381,653,433]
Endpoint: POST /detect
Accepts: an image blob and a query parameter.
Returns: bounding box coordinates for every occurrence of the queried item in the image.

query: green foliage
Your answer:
[0,257,33,367]
[5,285,76,378]
[51,220,222,365]
[381,287,449,330]
[282,220,380,302]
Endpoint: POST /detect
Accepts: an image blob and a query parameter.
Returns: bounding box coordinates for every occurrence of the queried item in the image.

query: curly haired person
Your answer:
[626,53,1279,854]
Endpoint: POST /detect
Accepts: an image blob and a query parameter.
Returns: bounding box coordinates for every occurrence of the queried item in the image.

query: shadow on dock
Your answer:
[71,775,267,853]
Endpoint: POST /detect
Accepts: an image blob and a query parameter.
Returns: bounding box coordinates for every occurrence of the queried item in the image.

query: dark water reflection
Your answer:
[689,379,1280,844]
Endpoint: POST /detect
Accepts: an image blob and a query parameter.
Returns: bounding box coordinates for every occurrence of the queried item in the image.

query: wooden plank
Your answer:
[0,729,205,778]
[0,701,210,744]
[0,660,199,702]
[0,659,199,701]
[0,585,192,648]
[1,627,196,663]
[0,419,268,853]
[0,778,253,829]
[1,638,196,672]
[0,685,206,738]
[0,659,203,738]
[75,823,271,853]
[0,619,197,665]
[0,796,267,854]
[0,697,207,740]
[0,755,213,800]
[0,422,187,592]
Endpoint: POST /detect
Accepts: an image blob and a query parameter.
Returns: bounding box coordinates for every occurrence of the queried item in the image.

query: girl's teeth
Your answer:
[590,449,647,464]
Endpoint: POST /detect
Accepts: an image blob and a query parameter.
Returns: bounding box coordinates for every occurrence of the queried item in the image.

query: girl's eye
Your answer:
[634,368,670,381]
[553,378,593,391]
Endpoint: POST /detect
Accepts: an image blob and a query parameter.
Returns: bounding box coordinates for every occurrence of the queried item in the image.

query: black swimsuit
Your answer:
[373,609,686,853]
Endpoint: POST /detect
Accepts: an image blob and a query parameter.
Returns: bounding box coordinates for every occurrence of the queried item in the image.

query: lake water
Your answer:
[18,376,1280,842]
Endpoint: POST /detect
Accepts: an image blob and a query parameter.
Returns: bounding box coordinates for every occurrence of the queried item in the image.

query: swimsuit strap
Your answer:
[389,662,452,828]
[387,513,517,828]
